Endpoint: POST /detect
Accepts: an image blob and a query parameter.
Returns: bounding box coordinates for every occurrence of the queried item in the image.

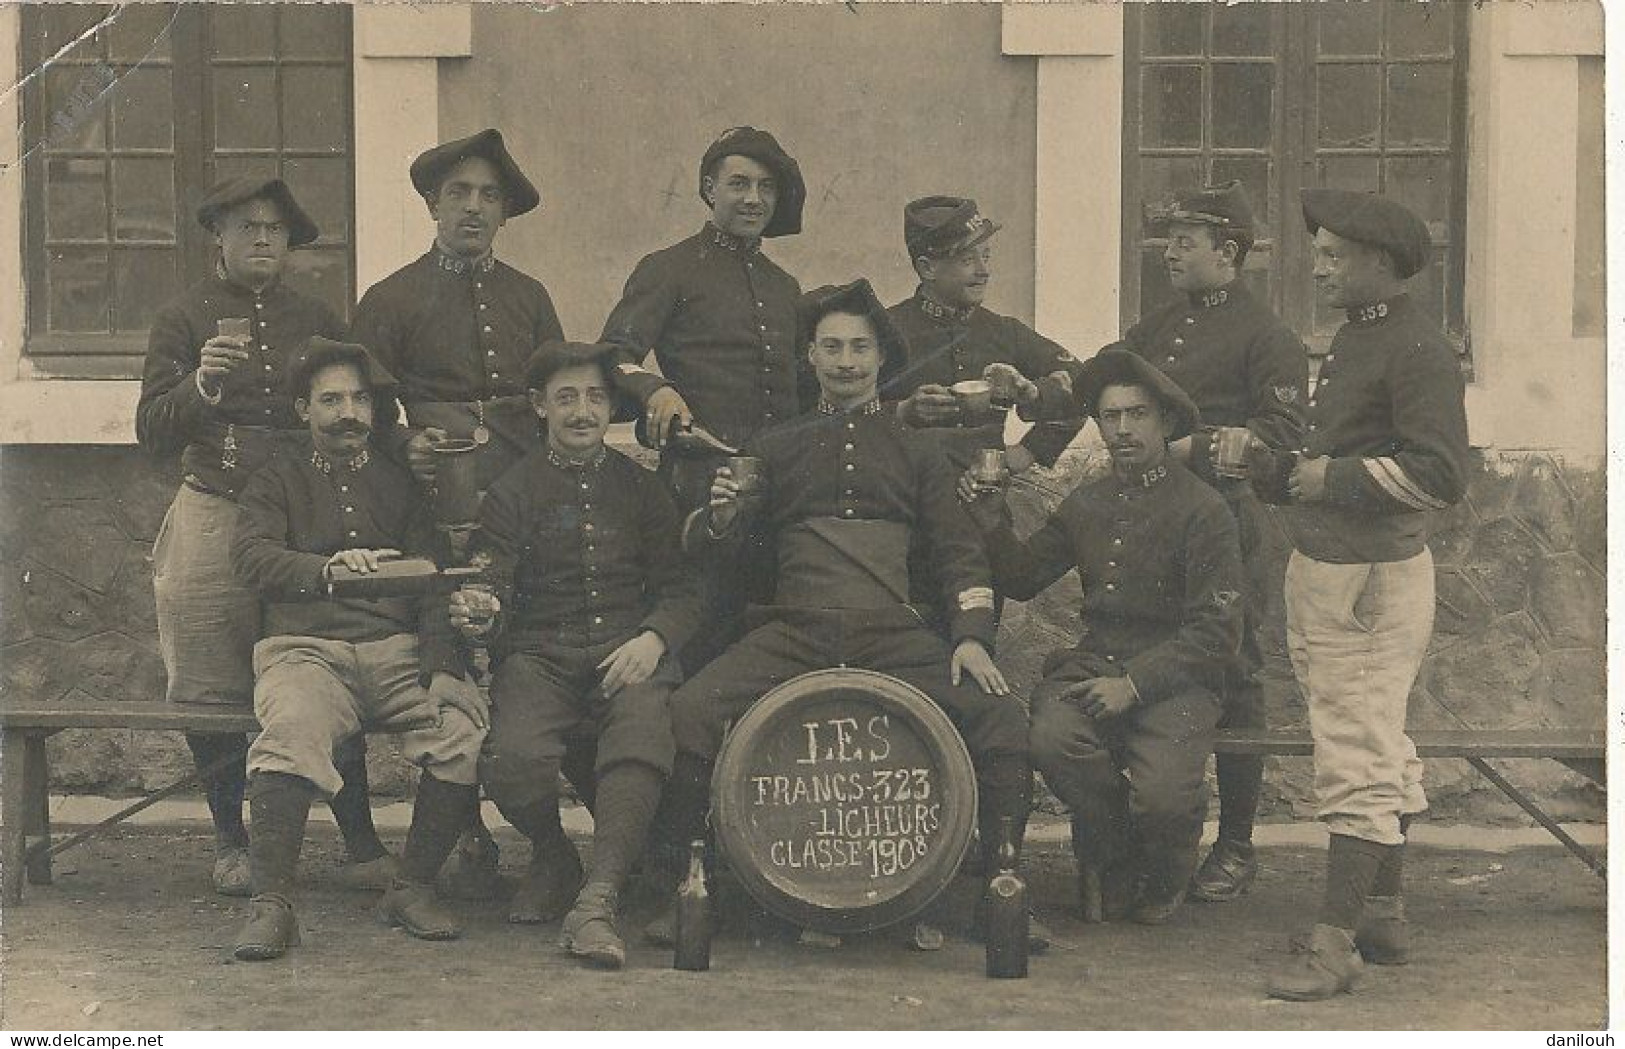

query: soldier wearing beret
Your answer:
[658,279,1048,952]
[136,178,392,897]
[452,342,700,968]
[964,348,1245,927]
[349,127,564,894]
[599,126,808,674]
[1123,181,1308,903]
[229,338,488,961]
[888,196,1085,475]
[1266,190,1469,1001]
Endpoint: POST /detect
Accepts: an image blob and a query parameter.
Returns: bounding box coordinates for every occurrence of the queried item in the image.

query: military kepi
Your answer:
[1075,345,1201,441]
[410,128,541,217]
[699,126,806,238]
[1157,180,1256,243]
[1301,188,1431,280]
[905,196,1001,260]
[196,176,319,247]
[286,336,397,399]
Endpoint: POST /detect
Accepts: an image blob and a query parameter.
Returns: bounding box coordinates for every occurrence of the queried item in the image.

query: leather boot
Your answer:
[379,880,462,940]
[1267,924,1364,1001]
[233,892,300,961]
[561,883,626,970]
[1355,895,1410,965]
[511,836,586,925]
[1190,838,1258,902]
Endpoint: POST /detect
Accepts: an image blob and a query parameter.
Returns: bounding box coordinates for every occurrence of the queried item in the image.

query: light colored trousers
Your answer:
[1285,548,1433,846]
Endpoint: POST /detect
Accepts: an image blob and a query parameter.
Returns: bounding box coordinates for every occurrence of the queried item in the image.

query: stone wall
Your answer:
[0,444,1606,822]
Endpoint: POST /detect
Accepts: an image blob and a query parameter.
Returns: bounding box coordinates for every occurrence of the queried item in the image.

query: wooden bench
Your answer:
[1214,728,1607,878]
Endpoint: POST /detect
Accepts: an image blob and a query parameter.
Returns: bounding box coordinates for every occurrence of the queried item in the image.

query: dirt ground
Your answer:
[0,819,1606,1031]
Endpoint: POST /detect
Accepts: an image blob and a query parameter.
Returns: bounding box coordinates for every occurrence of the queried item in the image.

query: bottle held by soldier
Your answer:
[984,815,1029,979]
[673,839,712,972]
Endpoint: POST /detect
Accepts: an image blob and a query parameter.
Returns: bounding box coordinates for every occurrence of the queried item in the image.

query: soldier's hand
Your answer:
[950,639,1010,696]
[646,386,694,450]
[448,585,501,641]
[1288,454,1330,503]
[598,630,667,697]
[708,465,741,534]
[323,548,402,577]
[900,384,960,427]
[427,670,489,731]
[406,427,450,486]
[1069,676,1138,719]
[197,335,251,398]
[983,363,1039,407]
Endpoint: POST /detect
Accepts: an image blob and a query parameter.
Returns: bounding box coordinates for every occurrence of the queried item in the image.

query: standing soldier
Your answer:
[1121,182,1307,903]
[1266,190,1468,1001]
[137,178,392,897]
[349,128,563,895]
[599,126,806,673]
[888,196,1085,479]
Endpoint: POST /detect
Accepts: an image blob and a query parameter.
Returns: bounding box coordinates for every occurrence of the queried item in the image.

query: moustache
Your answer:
[322,420,370,437]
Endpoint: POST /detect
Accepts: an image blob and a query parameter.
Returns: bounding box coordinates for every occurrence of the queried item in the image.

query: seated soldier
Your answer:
[962,348,1244,926]
[658,279,1047,950]
[453,341,700,970]
[230,337,488,961]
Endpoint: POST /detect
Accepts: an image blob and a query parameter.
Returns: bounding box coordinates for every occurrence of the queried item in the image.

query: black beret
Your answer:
[797,279,910,393]
[1074,345,1201,442]
[698,126,806,238]
[195,177,319,247]
[286,337,397,401]
[410,128,540,218]
[1154,180,1256,243]
[904,196,1001,260]
[523,340,639,422]
[1301,188,1431,279]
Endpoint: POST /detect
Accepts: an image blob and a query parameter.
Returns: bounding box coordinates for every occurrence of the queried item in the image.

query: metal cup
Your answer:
[430,437,481,527]
[951,380,994,424]
[971,447,1009,493]
[459,582,499,630]
[728,455,765,499]
[1213,426,1254,480]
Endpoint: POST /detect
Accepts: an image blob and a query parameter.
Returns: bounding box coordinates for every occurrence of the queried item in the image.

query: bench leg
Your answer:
[1466,757,1606,880]
[2,730,27,904]
[23,733,51,886]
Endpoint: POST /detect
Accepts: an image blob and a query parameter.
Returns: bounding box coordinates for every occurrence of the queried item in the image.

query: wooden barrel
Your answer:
[711,669,978,934]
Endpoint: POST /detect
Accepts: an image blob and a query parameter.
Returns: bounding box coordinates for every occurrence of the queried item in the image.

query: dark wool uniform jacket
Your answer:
[349,247,565,406]
[601,225,804,450]
[1280,294,1469,564]
[470,446,702,656]
[1121,282,1308,484]
[232,433,461,681]
[695,404,998,648]
[886,291,1086,470]
[137,274,346,497]
[982,460,1244,703]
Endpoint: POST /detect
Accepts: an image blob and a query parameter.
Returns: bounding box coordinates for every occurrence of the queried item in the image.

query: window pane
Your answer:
[110,65,173,150]
[1209,156,1272,232]
[1212,63,1273,148]
[1142,5,1204,57]
[1316,155,1380,193]
[1138,156,1205,224]
[1386,64,1451,147]
[285,249,350,322]
[1141,65,1203,148]
[281,67,348,152]
[279,6,347,60]
[39,5,110,56]
[1138,245,1174,315]
[212,5,278,60]
[1388,3,1453,58]
[45,157,107,241]
[47,247,110,332]
[1317,64,1379,148]
[107,3,174,63]
[282,156,349,241]
[43,66,109,152]
[1238,247,1273,304]
[113,247,180,333]
[1212,5,1274,57]
[212,155,281,185]
[1315,3,1380,57]
[112,157,177,243]
[213,66,279,150]
[1385,155,1451,239]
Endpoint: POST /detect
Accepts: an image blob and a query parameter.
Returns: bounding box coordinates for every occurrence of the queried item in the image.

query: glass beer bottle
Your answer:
[673,839,712,972]
[984,815,1029,979]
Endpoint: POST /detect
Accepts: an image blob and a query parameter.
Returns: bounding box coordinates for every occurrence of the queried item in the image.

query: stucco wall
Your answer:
[435,3,1041,339]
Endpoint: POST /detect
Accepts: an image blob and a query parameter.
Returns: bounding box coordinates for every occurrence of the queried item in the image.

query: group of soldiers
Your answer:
[137,123,1469,1001]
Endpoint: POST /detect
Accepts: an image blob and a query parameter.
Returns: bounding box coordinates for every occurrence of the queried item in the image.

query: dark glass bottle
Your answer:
[673,839,712,972]
[984,815,1028,979]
